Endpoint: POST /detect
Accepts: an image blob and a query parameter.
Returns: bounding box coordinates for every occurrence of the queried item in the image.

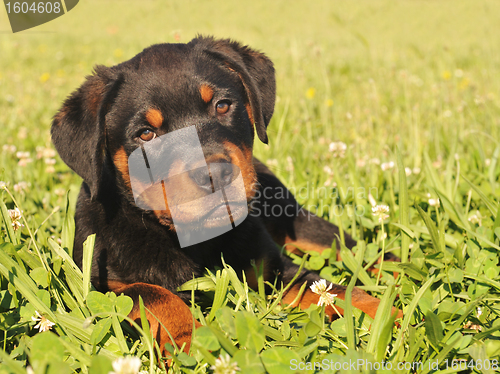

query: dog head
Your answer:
[52,36,275,235]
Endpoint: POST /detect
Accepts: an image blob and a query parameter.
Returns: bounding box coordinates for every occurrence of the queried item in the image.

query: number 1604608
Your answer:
[5,2,61,14]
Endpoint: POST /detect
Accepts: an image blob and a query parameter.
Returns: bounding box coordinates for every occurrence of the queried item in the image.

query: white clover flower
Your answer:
[44,158,56,165]
[2,144,16,153]
[18,158,33,167]
[405,167,412,176]
[328,141,347,158]
[323,166,333,175]
[369,158,381,165]
[45,166,56,174]
[356,158,366,168]
[16,151,30,159]
[17,127,28,139]
[381,161,395,171]
[468,211,482,226]
[31,311,55,332]
[412,167,421,175]
[0,181,7,190]
[324,179,337,187]
[372,205,390,222]
[310,279,336,307]
[210,354,240,374]
[13,181,29,193]
[82,317,93,329]
[42,148,57,158]
[8,208,24,231]
[109,357,142,374]
[266,159,278,168]
[428,198,440,207]
[54,188,66,197]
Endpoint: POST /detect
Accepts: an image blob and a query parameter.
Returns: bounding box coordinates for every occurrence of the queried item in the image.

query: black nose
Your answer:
[189,162,234,192]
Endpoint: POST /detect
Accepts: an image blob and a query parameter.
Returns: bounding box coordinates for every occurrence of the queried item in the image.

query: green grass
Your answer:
[1,0,500,372]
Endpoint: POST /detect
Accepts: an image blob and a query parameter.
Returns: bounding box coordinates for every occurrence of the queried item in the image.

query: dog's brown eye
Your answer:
[216,101,231,114]
[140,129,156,141]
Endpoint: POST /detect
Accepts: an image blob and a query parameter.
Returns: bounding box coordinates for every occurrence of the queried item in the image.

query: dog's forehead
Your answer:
[125,43,228,80]
[120,45,239,102]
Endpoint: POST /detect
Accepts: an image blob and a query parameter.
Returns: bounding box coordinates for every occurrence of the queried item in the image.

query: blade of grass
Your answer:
[340,243,374,286]
[82,234,95,300]
[62,189,77,256]
[344,241,365,349]
[488,144,500,191]
[397,147,411,263]
[366,284,396,356]
[390,275,439,356]
[0,249,56,320]
[375,300,398,362]
[424,153,446,194]
[462,175,498,217]
[420,335,461,374]
[208,325,238,356]
[434,189,470,229]
[415,203,442,252]
[207,269,229,322]
[0,350,26,374]
[111,313,129,354]
[0,200,17,245]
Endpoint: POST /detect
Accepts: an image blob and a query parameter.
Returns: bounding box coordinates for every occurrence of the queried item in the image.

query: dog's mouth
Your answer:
[155,199,247,223]
[199,200,247,225]
[153,199,248,248]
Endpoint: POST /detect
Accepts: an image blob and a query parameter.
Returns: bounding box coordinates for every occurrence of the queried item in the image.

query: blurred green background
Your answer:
[2,0,499,165]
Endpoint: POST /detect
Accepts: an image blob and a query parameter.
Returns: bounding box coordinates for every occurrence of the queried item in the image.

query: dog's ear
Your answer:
[51,66,123,199]
[196,37,276,144]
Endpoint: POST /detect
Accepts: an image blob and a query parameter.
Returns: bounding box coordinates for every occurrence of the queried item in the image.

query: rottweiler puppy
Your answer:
[51,36,397,354]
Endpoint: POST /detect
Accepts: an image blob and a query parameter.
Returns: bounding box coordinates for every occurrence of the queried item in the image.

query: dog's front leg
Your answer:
[108,281,200,355]
[280,256,403,321]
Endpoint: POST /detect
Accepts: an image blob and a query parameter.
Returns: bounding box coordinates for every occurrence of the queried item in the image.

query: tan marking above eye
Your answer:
[140,129,156,141]
[200,84,214,103]
[216,101,230,114]
[145,108,163,128]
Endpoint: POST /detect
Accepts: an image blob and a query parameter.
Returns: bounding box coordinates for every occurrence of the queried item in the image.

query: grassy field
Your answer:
[1,0,500,372]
